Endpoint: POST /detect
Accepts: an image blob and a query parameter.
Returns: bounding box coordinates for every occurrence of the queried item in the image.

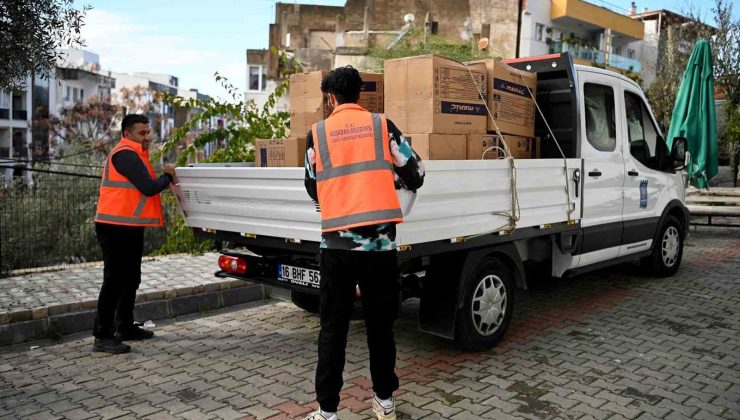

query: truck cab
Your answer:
[505,54,689,277]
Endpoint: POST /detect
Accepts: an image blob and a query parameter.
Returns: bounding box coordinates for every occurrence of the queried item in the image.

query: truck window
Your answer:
[625,91,663,169]
[584,83,616,152]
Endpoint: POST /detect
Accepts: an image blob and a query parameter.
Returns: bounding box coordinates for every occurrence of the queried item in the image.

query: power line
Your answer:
[0,165,101,179]
[0,158,103,169]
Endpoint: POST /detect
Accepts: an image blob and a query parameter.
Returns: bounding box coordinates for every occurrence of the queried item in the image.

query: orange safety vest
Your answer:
[312,103,403,232]
[94,138,164,227]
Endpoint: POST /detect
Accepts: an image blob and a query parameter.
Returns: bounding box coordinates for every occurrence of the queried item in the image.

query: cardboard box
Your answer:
[466,133,499,160]
[467,134,541,159]
[255,137,307,167]
[289,71,384,137]
[406,133,467,160]
[385,55,488,135]
[466,59,537,137]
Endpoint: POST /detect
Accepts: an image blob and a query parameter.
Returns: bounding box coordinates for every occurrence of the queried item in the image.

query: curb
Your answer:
[0,281,265,347]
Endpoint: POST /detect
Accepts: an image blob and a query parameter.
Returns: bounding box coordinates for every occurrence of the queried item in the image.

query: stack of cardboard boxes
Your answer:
[256,71,384,167]
[383,54,540,161]
[384,55,487,160]
[465,58,540,160]
[257,54,540,167]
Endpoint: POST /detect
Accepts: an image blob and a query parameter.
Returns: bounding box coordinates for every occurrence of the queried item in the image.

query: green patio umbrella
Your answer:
[666,39,718,189]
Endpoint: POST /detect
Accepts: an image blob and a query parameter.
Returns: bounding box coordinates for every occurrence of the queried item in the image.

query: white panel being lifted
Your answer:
[173,159,583,247]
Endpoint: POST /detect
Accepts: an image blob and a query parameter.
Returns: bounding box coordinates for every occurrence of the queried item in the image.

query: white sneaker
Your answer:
[303,410,338,420]
[371,396,396,420]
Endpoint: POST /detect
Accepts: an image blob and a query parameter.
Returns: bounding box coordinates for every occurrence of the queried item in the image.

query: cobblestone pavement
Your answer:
[0,253,221,314]
[0,227,738,419]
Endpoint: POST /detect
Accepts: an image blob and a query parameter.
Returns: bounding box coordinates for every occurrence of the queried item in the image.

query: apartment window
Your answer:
[73,87,79,101]
[249,65,267,92]
[80,89,84,101]
[535,23,544,42]
[628,49,636,59]
[65,86,71,101]
[0,92,9,109]
[614,46,622,56]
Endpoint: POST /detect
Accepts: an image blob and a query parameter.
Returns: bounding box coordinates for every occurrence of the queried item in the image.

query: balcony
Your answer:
[12,110,27,121]
[550,41,641,73]
[608,54,641,72]
[551,0,644,41]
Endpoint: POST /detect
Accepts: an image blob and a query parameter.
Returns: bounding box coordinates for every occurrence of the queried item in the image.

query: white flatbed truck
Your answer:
[173,53,689,350]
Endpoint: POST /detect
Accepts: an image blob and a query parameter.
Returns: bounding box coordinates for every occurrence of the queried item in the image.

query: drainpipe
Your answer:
[516,0,524,58]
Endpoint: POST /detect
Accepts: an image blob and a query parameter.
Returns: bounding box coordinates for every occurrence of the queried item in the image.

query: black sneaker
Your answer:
[116,323,154,341]
[92,337,131,354]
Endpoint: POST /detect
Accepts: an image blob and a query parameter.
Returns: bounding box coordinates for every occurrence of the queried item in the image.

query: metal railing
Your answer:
[551,41,641,72]
[0,168,179,277]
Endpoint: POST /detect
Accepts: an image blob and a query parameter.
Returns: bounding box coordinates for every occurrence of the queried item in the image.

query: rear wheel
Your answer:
[645,215,684,277]
[455,257,514,351]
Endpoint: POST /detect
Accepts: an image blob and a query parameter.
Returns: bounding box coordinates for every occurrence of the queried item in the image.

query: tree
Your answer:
[34,97,121,162]
[0,0,91,91]
[367,28,488,64]
[711,0,740,107]
[158,73,289,166]
[646,1,739,134]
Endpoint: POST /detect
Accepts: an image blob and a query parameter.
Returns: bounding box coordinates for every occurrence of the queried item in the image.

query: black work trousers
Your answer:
[316,249,401,412]
[93,222,145,339]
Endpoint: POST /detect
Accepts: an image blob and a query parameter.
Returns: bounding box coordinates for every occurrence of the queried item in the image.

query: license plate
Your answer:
[278,264,321,289]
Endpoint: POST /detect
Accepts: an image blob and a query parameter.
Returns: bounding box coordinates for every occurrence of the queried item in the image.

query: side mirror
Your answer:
[671,137,687,171]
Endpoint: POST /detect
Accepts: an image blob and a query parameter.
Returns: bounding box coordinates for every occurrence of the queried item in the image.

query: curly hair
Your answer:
[320,66,362,104]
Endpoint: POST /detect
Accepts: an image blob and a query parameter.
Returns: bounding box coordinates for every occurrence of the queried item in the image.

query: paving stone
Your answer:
[0,229,736,419]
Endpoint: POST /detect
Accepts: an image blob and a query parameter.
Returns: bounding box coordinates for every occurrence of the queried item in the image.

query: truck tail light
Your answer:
[218,255,247,275]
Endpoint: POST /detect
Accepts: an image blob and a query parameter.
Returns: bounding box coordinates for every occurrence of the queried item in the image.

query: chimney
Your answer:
[630,2,637,15]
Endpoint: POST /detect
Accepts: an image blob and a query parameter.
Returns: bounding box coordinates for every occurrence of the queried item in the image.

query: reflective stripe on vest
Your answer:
[101,156,137,189]
[95,139,164,227]
[313,109,402,232]
[315,113,392,182]
[321,208,404,231]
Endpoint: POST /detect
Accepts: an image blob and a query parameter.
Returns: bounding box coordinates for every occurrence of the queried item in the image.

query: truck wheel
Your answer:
[455,257,514,351]
[646,215,684,277]
[291,291,320,314]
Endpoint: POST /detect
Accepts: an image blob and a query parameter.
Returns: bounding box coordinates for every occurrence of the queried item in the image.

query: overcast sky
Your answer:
[78,0,737,99]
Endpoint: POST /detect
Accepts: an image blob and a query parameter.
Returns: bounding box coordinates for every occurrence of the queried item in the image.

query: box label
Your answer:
[493,78,532,98]
[441,101,487,116]
[361,81,377,92]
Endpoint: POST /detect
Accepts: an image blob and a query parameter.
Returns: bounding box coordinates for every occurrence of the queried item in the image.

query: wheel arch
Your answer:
[655,200,689,245]
[456,243,526,310]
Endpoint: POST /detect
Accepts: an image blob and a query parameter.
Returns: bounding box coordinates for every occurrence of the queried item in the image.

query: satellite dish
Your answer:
[478,37,490,50]
[403,13,415,24]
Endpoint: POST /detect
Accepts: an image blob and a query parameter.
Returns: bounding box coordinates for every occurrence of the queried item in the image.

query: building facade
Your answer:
[111,72,179,143]
[519,0,644,74]
[0,77,33,185]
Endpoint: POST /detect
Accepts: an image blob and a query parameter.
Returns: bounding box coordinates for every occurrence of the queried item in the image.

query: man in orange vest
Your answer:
[303,67,425,420]
[92,114,175,354]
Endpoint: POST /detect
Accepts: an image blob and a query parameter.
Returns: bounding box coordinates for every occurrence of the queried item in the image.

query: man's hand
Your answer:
[163,163,176,177]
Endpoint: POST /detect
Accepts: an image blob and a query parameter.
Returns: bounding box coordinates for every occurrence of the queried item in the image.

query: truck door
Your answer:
[618,83,667,257]
[577,70,625,264]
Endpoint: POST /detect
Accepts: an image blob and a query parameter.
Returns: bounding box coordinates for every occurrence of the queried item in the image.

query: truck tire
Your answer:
[455,257,514,351]
[645,215,684,277]
[291,291,320,314]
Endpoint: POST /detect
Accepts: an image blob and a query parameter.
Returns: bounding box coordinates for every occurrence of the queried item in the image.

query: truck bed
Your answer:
[173,159,583,247]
